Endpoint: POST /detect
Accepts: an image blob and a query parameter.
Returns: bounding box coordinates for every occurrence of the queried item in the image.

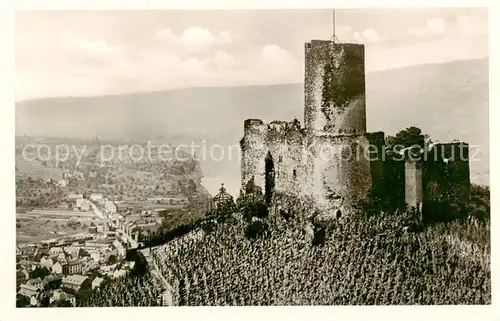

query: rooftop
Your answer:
[92,277,104,284]
[62,274,87,285]
[20,283,38,291]
[213,183,233,203]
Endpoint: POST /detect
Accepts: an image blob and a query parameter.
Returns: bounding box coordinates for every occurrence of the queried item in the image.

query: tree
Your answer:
[245,220,269,240]
[386,126,426,151]
[30,266,50,279]
[16,295,30,307]
[56,299,73,307]
[186,179,197,195]
[79,249,90,257]
[107,254,117,265]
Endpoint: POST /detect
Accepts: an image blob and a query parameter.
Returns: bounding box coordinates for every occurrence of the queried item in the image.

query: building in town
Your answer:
[92,277,104,290]
[18,283,38,298]
[51,262,63,274]
[62,261,83,275]
[61,274,88,292]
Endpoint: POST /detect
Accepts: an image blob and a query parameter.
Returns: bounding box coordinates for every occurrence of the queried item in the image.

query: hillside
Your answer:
[80,194,491,306]
[16,58,489,195]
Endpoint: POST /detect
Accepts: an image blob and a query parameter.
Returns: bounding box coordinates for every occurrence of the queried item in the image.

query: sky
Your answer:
[15,8,488,100]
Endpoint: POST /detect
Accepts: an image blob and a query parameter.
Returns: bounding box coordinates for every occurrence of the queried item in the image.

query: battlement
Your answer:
[268,121,289,133]
[244,119,266,133]
[242,118,305,143]
[243,119,268,141]
[427,142,469,162]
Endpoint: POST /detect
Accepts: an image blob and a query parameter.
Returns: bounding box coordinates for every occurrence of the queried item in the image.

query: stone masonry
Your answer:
[240,38,471,219]
[240,40,377,216]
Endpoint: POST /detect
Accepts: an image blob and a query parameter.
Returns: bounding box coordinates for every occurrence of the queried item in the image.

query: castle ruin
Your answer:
[240,39,471,219]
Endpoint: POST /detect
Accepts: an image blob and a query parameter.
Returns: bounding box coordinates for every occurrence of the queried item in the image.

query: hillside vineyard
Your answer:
[146,215,489,305]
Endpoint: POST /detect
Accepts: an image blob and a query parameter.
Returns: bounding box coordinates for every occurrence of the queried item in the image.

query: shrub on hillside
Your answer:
[245,220,269,240]
[469,184,490,221]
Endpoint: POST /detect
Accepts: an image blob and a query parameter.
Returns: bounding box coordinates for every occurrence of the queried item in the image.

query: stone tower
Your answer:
[240,39,374,217]
[304,40,366,136]
[304,40,371,215]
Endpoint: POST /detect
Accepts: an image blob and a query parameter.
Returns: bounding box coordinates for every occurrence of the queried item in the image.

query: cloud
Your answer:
[256,45,300,83]
[408,27,426,38]
[214,50,236,67]
[456,14,488,38]
[426,17,447,35]
[260,44,291,62]
[216,31,233,44]
[407,13,487,41]
[74,38,122,55]
[406,18,447,39]
[154,28,175,41]
[155,27,234,52]
[365,35,487,72]
[407,17,447,39]
[362,28,385,42]
[354,28,385,43]
[181,27,215,47]
[182,57,208,74]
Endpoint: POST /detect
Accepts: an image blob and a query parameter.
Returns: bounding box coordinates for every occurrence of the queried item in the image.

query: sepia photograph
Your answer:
[11,7,490,309]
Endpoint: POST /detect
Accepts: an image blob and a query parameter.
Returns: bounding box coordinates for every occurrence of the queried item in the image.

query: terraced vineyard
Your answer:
[79,185,490,306]
[151,212,490,305]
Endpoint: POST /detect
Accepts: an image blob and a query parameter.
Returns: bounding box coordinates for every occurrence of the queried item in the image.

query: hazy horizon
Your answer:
[16,8,488,101]
[15,56,488,103]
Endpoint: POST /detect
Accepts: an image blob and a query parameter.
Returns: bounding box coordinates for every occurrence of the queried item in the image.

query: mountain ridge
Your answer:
[15,57,487,104]
[16,58,489,195]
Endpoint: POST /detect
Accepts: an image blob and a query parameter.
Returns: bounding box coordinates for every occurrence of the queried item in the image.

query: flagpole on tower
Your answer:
[331,9,341,44]
[332,9,336,43]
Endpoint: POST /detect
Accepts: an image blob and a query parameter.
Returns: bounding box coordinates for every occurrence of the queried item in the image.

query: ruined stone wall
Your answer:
[304,40,366,136]
[423,142,470,218]
[266,120,309,197]
[240,119,309,198]
[240,119,268,194]
[365,131,386,191]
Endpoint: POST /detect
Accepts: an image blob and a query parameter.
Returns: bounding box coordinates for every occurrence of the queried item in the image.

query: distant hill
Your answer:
[16,58,489,195]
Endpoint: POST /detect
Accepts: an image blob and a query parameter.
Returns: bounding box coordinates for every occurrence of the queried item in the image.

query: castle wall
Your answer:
[309,134,372,215]
[365,131,385,191]
[267,120,307,197]
[241,39,471,220]
[240,119,268,194]
[423,142,470,217]
[304,41,366,136]
[240,119,309,197]
[405,160,423,211]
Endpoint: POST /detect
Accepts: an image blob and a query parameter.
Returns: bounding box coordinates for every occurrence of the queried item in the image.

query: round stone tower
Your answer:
[304,40,371,215]
[304,40,366,136]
